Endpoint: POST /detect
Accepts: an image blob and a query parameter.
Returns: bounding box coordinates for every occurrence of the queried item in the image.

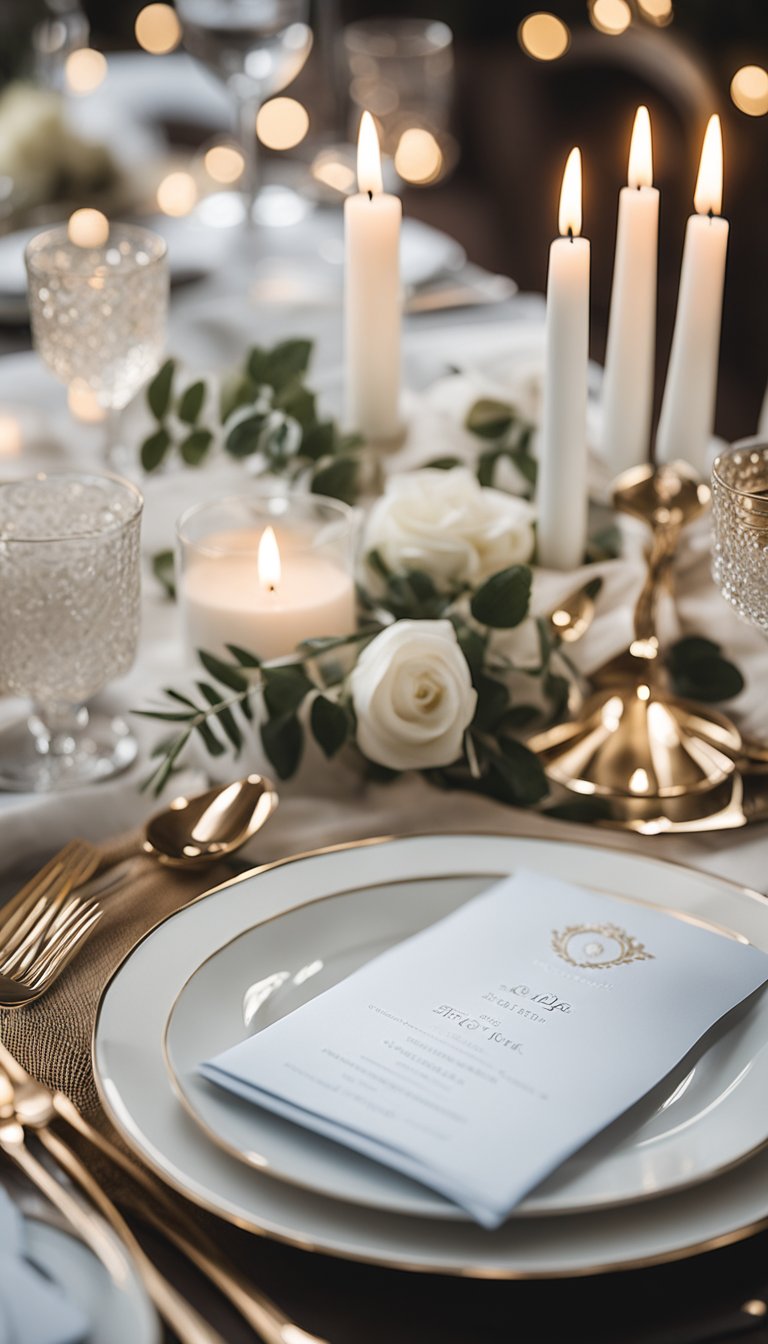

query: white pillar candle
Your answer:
[182,526,356,662]
[656,115,729,474]
[344,111,402,442]
[601,106,659,476]
[537,147,590,571]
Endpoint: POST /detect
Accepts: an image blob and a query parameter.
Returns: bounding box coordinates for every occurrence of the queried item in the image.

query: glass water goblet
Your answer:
[711,438,768,633]
[0,472,143,792]
[25,223,168,469]
[175,0,312,228]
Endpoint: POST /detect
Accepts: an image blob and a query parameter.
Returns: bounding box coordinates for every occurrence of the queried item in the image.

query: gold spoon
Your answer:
[142,774,278,868]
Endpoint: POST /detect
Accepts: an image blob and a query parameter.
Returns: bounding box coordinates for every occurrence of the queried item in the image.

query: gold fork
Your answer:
[0,1041,329,1344]
[0,840,102,1008]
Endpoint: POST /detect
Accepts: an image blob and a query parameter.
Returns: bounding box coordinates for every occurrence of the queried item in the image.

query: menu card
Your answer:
[201,870,768,1227]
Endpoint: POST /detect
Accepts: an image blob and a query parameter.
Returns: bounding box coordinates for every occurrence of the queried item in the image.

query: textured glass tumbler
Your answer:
[25,223,168,466]
[0,472,143,792]
[711,438,768,634]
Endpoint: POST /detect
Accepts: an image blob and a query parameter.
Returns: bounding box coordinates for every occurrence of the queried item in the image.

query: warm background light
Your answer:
[157,170,198,216]
[730,65,768,117]
[628,106,653,188]
[558,147,582,237]
[518,13,570,61]
[256,97,309,150]
[589,0,632,36]
[394,129,443,184]
[356,111,383,195]
[67,208,109,248]
[204,144,245,184]
[637,0,673,24]
[65,47,107,94]
[0,414,22,458]
[68,379,107,423]
[135,4,181,55]
[311,150,356,195]
[694,115,723,216]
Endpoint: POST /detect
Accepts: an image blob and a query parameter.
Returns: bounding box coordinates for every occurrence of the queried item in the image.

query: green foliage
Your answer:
[139,338,362,503]
[665,636,745,702]
[470,565,532,629]
[151,549,176,600]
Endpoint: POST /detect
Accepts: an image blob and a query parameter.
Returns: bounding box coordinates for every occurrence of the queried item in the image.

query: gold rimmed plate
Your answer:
[93,834,768,1278]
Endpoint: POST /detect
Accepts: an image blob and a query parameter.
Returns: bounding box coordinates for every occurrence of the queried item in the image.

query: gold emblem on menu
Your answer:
[551,923,654,970]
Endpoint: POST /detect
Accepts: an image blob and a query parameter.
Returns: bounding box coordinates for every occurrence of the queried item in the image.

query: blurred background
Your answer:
[0,0,765,442]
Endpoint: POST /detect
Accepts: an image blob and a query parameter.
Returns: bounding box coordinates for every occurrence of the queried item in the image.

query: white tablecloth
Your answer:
[1,209,767,894]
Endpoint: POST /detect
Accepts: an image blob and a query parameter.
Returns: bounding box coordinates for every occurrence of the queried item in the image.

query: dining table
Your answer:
[1,98,768,1342]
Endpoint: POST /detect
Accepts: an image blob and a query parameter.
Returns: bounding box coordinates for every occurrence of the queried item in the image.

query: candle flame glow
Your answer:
[628,106,653,188]
[558,147,582,237]
[694,114,723,216]
[357,111,383,196]
[258,526,281,591]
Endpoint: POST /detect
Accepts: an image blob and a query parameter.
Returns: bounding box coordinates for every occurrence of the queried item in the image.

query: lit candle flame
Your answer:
[628,106,653,188]
[258,525,281,592]
[357,111,383,196]
[558,147,582,238]
[694,114,723,216]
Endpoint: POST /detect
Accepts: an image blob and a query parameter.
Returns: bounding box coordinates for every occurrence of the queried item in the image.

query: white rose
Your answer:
[350,620,477,771]
[365,467,535,590]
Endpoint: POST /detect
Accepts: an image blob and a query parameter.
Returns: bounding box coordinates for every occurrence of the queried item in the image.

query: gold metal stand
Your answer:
[527,461,761,831]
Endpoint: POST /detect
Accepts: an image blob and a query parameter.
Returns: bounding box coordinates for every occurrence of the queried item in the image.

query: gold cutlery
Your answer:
[0,849,103,1007]
[544,576,602,646]
[0,1063,227,1344]
[0,838,100,951]
[0,1041,328,1344]
[142,773,278,868]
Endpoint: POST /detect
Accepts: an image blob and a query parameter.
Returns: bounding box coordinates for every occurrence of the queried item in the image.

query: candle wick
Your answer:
[268,583,276,594]
[707,208,714,220]
[367,189,373,202]
[567,226,574,242]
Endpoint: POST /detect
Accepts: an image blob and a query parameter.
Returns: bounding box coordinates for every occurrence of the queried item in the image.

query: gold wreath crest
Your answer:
[551,923,655,970]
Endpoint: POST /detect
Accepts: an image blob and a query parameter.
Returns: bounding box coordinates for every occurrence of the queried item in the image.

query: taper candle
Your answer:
[655,116,729,473]
[602,107,659,476]
[537,148,590,571]
[344,111,402,442]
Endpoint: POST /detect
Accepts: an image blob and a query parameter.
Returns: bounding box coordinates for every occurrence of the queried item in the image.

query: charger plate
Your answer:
[163,874,768,1220]
[93,834,768,1277]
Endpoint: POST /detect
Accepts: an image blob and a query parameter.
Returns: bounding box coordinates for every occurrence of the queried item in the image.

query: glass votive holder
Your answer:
[0,471,143,791]
[711,437,768,634]
[25,220,169,466]
[176,492,359,664]
[341,17,455,179]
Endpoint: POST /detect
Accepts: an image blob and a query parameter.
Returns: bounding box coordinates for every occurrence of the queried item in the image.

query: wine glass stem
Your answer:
[237,93,261,227]
[28,702,89,759]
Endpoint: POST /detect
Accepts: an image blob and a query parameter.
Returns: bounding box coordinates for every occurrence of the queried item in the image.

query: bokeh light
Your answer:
[67,208,109,248]
[135,4,181,55]
[394,129,443,184]
[256,98,310,150]
[589,0,632,36]
[518,13,570,62]
[157,171,198,216]
[65,47,107,94]
[204,144,245,185]
[637,0,673,25]
[0,414,22,458]
[311,150,356,195]
[730,65,768,117]
[68,380,107,423]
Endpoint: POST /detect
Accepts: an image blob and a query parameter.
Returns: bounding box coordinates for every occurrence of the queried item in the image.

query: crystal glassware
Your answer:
[0,472,143,792]
[25,222,168,467]
[711,438,768,633]
[176,0,312,227]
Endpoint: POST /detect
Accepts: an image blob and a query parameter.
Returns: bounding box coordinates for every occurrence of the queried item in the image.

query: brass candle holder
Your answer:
[528,460,758,832]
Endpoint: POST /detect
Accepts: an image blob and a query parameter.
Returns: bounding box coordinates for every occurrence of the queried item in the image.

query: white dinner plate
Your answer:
[25,1213,160,1344]
[164,874,768,1220]
[93,834,768,1278]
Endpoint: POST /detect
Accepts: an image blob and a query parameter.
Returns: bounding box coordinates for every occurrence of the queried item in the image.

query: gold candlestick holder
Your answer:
[528,460,753,830]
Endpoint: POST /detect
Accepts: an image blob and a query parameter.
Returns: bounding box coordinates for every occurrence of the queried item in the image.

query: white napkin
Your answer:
[0,1188,87,1344]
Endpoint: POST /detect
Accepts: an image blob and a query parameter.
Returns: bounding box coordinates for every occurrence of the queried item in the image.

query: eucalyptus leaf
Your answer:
[180,428,213,466]
[147,358,175,420]
[178,380,206,424]
[262,338,313,392]
[472,675,509,731]
[470,565,532,629]
[301,420,336,461]
[263,665,314,717]
[310,695,349,757]
[197,650,249,692]
[225,644,261,668]
[465,397,515,440]
[195,718,227,756]
[195,683,244,752]
[140,427,171,473]
[225,410,269,458]
[489,738,548,805]
[220,372,258,421]
[261,713,303,778]
[274,383,316,429]
[311,455,359,505]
